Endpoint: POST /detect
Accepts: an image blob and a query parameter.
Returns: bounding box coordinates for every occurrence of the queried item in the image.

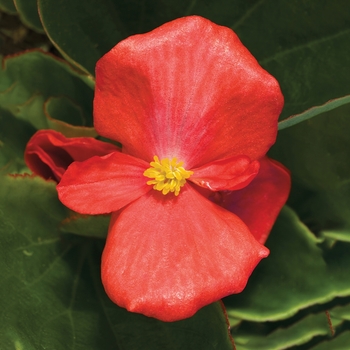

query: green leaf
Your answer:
[310,331,350,350]
[60,213,110,239]
[278,95,350,130]
[0,107,35,173]
[0,0,16,14]
[14,0,45,33]
[0,174,122,349]
[0,174,234,349]
[330,303,350,321]
[228,0,350,120]
[271,102,350,190]
[233,312,339,350]
[0,50,94,135]
[97,288,235,350]
[37,0,189,75]
[224,206,350,322]
[271,101,350,231]
[44,96,98,138]
[38,0,124,75]
[38,0,350,115]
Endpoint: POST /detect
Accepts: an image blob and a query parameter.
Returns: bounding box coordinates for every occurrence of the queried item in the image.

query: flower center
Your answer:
[143,156,193,196]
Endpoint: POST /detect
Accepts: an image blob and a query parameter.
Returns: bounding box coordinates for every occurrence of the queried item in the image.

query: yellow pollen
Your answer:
[143,156,193,196]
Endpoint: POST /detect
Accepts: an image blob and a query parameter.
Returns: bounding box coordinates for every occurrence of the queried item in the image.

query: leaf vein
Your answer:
[260,28,350,65]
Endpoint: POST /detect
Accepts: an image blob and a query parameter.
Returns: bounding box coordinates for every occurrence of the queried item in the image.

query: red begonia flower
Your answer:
[57,16,290,321]
[24,129,120,181]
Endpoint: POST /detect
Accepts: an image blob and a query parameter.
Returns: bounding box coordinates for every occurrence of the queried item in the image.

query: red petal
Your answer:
[25,129,119,181]
[101,184,269,322]
[94,16,283,167]
[57,152,150,214]
[190,156,260,191]
[213,157,291,244]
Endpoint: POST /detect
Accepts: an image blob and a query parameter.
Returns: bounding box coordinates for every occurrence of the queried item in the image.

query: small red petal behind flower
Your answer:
[216,157,291,244]
[101,184,269,322]
[94,16,283,167]
[25,129,119,181]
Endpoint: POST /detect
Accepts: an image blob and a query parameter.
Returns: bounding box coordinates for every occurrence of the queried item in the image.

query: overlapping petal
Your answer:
[213,157,291,244]
[101,184,269,322]
[190,155,260,191]
[94,16,283,168]
[25,129,119,181]
[57,152,150,215]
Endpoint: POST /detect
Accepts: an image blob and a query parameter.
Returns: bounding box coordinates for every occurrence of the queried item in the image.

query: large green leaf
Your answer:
[230,1,350,120]
[37,0,188,75]
[14,0,44,33]
[38,0,350,117]
[232,302,350,350]
[0,50,96,137]
[310,331,350,350]
[271,102,350,234]
[60,213,110,239]
[0,174,234,349]
[233,311,339,350]
[0,0,16,14]
[38,0,126,75]
[224,206,350,322]
[0,107,35,173]
[272,101,350,191]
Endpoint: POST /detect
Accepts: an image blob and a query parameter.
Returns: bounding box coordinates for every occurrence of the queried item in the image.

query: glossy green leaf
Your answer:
[233,312,339,350]
[0,107,35,173]
[44,96,98,138]
[0,174,234,349]
[14,0,44,33]
[231,302,350,350]
[278,95,350,130]
[37,0,350,116]
[233,1,350,120]
[310,331,350,350]
[271,102,350,232]
[60,213,110,239]
[96,293,235,350]
[224,206,350,322]
[330,303,350,321]
[0,50,94,136]
[37,0,189,75]
[0,0,16,14]
[38,0,124,75]
[0,174,121,349]
[272,102,350,190]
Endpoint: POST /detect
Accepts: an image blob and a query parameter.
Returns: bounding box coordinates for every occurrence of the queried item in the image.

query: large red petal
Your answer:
[25,129,119,181]
[212,157,291,244]
[190,156,260,191]
[101,184,269,322]
[94,16,283,168]
[57,152,150,214]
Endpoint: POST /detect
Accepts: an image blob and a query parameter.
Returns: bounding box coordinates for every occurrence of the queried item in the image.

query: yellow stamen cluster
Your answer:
[144,156,193,196]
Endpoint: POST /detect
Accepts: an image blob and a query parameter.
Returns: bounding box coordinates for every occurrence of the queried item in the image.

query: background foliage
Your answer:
[0,1,349,349]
